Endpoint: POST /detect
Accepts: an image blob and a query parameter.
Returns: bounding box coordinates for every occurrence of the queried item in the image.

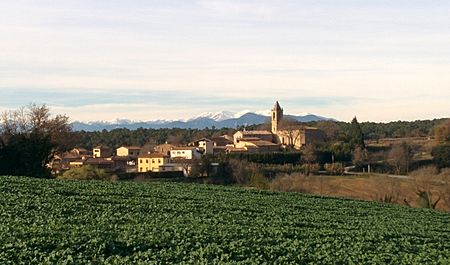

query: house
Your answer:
[93,145,112,158]
[116,146,141,157]
[69,148,92,158]
[138,153,171,172]
[211,136,233,147]
[234,137,280,152]
[154,143,175,156]
[112,156,137,173]
[276,126,325,148]
[53,152,82,171]
[170,146,202,160]
[68,159,84,168]
[233,130,273,144]
[191,138,214,155]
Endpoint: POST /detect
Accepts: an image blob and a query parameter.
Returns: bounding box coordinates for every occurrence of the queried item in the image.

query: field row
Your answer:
[0,176,449,264]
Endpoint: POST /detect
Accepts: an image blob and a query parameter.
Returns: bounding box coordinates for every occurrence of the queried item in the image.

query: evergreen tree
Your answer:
[432,144,450,169]
[348,117,365,149]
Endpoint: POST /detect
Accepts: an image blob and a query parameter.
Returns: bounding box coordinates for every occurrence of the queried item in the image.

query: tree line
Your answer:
[72,118,444,149]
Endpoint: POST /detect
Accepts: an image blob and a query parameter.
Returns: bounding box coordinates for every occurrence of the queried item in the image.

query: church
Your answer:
[232,101,325,152]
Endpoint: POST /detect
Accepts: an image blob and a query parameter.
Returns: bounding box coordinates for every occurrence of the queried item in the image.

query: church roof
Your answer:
[138,153,169,158]
[239,139,278,147]
[273,101,282,111]
[239,130,273,135]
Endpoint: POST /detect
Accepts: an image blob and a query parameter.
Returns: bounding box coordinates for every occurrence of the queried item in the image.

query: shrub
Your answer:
[248,172,269,189]
[324,163,345,175]
[410,166,441,209]
[302,163,320,175]
[223,152,301,164]
[432,144,450,169]
[58,165,110,180]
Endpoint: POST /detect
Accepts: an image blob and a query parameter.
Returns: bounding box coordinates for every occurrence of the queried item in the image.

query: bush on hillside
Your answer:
[223,152,301,164]
[58,165,110,180]
[432,144,450,169]
[409,166,441,209]
[324,163,345,175]
[302,163,320,176]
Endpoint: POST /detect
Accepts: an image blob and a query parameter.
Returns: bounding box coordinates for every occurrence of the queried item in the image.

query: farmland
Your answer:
[0,176,449,264]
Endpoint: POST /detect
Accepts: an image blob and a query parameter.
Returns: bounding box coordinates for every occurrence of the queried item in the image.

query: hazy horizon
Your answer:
[1,1,449,122]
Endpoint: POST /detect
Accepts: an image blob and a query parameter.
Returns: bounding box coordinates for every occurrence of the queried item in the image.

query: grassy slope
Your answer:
[270,174,450,211]
[0,176,449,264]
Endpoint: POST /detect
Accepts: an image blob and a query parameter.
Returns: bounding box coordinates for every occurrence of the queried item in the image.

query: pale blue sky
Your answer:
[0,1,449,122]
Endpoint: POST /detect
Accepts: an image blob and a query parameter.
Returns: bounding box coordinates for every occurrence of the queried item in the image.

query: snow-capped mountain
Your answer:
[188,111,236,122]
[71,111,334,131]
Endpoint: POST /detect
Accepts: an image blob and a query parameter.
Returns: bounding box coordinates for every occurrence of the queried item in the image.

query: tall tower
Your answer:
[271,101,283,134]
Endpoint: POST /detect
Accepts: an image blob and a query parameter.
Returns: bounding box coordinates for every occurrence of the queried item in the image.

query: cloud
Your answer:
[0,1,449,122]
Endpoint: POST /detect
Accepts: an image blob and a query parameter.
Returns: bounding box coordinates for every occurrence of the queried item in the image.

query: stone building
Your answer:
[232,101,325,151]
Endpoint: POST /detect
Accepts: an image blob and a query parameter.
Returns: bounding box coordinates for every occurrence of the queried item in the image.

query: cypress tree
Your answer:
[349,117,365,149]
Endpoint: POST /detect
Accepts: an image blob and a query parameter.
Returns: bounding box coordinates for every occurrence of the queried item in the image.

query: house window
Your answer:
[146,159,148,163]
[140,167,143,172]
[152,159,155,163]
[140,159,142,163]
[146,167,149,171]
[158,159,161,163]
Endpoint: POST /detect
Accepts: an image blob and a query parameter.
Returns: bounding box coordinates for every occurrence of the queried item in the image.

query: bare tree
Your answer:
[353,146,369,168]
[434,119,450,144]
[302,144,317,164]
[0,104,73,177]
[301,145,318,176]
[0,104,73,150]
[278,118,301,149]
[388,142,413,175]
[228,159,250,184]
[410,166,441,209]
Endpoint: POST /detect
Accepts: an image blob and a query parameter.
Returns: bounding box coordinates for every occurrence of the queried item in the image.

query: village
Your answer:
[51,102,325,176]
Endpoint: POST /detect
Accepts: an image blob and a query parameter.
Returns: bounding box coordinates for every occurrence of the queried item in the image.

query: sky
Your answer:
[0,0,449,122]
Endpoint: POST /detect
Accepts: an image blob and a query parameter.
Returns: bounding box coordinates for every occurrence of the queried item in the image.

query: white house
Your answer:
[170,147,202,160]
[192,138,214,155]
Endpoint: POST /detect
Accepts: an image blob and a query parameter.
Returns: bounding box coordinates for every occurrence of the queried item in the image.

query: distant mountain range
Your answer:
[71,111,334,131]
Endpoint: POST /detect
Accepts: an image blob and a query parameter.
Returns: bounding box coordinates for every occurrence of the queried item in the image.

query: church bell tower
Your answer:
[271,101,283,134]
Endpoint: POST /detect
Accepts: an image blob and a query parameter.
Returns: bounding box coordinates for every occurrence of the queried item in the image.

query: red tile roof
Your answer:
[138,153,169,158]
[118,146,141,150]
[238,130,272,135]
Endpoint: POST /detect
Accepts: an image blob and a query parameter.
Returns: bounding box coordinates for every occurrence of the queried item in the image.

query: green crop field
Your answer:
[0,176,449,264]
